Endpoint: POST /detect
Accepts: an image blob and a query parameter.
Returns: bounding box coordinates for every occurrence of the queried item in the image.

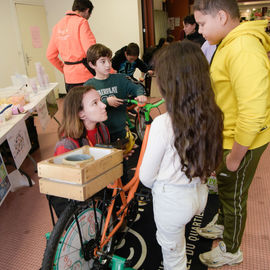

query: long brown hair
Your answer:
[58,85,95,139]
[154,40,223,181]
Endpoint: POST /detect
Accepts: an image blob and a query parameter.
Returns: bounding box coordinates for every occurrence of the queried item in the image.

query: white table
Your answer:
[0,82,58,144]
[0,83,58,202]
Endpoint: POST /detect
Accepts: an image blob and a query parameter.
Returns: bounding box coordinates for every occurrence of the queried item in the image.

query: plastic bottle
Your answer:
[35,62,45,89]
[29,78,38,94]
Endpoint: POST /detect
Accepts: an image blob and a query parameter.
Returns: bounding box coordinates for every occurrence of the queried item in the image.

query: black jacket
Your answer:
[186,31,205,46]
[112,46,148,77]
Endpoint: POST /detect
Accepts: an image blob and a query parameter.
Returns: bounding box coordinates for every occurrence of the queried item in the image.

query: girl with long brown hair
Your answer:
[139,40,223,270]
[48,85,110,217]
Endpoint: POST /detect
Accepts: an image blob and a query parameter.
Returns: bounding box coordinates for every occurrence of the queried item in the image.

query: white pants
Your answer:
[152,182,208,270]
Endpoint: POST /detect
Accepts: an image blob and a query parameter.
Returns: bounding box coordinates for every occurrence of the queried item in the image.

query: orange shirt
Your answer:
[47,11,96,84]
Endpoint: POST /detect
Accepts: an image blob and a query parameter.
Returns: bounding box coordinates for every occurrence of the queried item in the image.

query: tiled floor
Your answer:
[0,89,270,270]
[0,101,60,270]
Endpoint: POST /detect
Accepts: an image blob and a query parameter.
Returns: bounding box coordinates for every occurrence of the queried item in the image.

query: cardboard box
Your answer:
[38,146,123,201]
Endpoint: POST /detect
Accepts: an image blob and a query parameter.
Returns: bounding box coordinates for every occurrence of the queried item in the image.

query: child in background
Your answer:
[84,43,147,143]
[194,0,270,267]
[139,41,224,270]
[112,42,153,81]
[183,14,205,46]
[85,44,147,184]
[48,85,110,217]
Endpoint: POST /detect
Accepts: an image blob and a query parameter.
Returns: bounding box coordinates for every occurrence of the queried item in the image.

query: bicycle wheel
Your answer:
[42,197,114,270]
[135,112,152,143]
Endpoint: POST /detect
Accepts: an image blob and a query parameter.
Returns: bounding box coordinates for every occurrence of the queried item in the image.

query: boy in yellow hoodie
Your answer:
[194,0,270,268]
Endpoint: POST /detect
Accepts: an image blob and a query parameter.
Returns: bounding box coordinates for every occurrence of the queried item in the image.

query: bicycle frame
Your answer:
[44,98,165,269]
[96,99,164,253]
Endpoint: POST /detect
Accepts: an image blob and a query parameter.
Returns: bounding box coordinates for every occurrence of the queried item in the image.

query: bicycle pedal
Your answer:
[135,193,152,203]
[138,200,147,206]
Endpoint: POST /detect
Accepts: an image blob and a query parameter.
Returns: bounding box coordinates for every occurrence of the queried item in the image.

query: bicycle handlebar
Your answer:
[123,98,164,108]
[123,99,146,107]
[123,98,165,122]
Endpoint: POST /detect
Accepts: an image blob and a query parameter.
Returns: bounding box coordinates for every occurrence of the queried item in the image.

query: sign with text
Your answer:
[7,120,31,168]
[36,98,50,130]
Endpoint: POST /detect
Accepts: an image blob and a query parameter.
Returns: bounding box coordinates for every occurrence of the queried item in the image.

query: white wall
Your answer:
[0,0,28,87]
[0,0,143,91]
[44,0,143,92]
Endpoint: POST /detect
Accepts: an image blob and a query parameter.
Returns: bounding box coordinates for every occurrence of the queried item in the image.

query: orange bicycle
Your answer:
[41,98,164,270]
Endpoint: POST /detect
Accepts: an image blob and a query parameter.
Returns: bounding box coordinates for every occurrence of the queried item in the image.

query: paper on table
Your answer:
[7,120,31,169]
[36,98,50,130]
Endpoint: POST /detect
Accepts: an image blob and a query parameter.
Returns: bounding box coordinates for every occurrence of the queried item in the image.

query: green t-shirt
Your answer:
[85,74,144,137]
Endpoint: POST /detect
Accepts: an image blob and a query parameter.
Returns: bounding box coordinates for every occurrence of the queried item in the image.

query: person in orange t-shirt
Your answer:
[47,0,96,92]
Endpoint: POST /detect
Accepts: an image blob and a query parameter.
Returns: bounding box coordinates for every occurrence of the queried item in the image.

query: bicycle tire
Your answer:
[135,112,152,143]
[41,197,114,270]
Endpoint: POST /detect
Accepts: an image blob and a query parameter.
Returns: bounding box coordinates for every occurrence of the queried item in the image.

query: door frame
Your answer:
[10,0,44,76]
[141,0,155,51]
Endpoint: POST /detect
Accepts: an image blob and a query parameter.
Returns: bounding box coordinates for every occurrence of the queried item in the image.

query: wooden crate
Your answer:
[38,146,123,201]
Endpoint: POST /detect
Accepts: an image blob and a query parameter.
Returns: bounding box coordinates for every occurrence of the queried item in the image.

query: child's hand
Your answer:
[135,95,147,104]
[139,77,145,82]
[107,96,123,107]
[123,143,138,160]
[123,149,134,160]
[147,70,154,76]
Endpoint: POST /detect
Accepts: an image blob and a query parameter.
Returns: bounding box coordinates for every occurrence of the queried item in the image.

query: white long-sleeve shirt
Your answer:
[139,112,201,189]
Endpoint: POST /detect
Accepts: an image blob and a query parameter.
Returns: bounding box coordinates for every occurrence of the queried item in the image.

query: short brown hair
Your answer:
[58,85,95,139]
[72,0,94,13]
[126,43,140,56]
[193,0,240,19]
[87,43,112,65]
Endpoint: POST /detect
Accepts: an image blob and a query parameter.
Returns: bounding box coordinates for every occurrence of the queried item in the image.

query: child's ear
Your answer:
[89,62,95,69]
[218,10,228,26]
[78,110,86,120]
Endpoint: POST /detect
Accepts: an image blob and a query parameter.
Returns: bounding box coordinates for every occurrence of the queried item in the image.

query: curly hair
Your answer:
[153,40,223,181]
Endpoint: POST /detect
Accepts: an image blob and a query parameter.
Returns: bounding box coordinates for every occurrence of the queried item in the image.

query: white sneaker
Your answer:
[196,213,224,239]
[199,241,243,268]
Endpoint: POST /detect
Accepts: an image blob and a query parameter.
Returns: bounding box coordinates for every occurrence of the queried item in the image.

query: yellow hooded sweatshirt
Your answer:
[210,20,270,150]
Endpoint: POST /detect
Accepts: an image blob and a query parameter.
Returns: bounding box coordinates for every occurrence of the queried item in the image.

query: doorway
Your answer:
[15,3,57,94]
[141,0,155,51]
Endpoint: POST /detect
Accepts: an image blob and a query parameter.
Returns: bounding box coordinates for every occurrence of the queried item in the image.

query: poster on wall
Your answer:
[168,17,175,30]
[0,153,11,206]
[30,26,42,48]
[175,17,180,27]
[7,120,31,169]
